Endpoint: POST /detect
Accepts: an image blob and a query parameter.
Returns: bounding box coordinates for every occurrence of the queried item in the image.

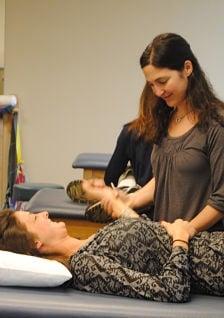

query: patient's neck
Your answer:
[43,236,88,259]
[59,236,87,257]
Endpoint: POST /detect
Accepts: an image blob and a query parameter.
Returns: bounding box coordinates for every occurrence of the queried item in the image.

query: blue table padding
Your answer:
[25,188,87,219]
[72,152,112,170]
[0,286,223,318]
[13,182,64,202]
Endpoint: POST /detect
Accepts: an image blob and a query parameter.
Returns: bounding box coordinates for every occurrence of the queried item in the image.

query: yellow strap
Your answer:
[16,123,24,164]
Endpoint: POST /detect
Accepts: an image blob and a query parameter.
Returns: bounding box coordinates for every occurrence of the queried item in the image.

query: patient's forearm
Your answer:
[110,197,139,219]
[120,207,140,218]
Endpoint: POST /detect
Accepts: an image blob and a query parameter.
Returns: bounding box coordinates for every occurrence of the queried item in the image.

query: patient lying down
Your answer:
[0,184,223,303]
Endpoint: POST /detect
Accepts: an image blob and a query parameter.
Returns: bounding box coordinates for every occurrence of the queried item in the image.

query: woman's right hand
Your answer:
[101,188,136,215]
[100,189,139,219]
[161,219,196,243]
[82,179,137,218]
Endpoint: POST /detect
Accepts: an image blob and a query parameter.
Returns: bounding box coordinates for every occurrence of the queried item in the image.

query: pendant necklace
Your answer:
[175,110,193,123]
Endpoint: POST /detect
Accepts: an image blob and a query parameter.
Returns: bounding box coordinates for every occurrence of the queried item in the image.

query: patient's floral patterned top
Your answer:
[69,218,224,302]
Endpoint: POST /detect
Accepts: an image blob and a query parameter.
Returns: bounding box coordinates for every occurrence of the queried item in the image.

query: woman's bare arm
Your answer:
[190,205,223,234]
[126,177,155,209]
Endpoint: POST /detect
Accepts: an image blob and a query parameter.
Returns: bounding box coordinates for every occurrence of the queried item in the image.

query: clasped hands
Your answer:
[82,179,197,242]
[82,178,131,218]
[161,219,197,248]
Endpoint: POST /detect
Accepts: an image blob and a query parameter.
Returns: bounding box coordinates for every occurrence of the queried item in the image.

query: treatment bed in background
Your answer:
[1,152,223,317]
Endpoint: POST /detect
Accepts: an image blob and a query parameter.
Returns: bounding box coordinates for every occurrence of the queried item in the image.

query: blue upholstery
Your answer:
[13,182,64,202]
[25,188,87,219]
[72,152,112,170]
[0,286,223,318]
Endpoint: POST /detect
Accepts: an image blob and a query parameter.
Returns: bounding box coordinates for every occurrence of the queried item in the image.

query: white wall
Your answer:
[4,0,224,186]
[0,0,5,67]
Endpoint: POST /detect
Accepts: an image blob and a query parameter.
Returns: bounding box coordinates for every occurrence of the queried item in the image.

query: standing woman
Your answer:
[104,122,153,188]
[98,33,224,233]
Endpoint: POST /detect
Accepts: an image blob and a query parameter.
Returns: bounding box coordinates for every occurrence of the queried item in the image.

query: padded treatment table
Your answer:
[72,152,112,179]
[10,188,224,317]
[25,188,87,219]
[13,182,64,202]
[0,286,223,318]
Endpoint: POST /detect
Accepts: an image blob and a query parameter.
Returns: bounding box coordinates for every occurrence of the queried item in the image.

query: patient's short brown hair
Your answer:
[0,209,39,256]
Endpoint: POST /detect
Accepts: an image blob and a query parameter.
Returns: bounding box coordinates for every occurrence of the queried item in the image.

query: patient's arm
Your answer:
[82,179,139,219]
[71,245,190,302]
[103,193,139,219]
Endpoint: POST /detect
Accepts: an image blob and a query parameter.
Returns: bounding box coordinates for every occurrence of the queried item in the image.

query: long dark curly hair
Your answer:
[129,33,224,143]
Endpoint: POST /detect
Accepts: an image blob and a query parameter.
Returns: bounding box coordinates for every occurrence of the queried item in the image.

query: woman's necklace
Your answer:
[174,110,193,123]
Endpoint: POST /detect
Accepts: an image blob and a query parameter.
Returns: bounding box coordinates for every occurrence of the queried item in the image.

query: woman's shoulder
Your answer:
[117,123,137,141]
[213,106,224,125]
[122,122,133,133]
[205,117,224,146]
[200,106,224,133]
[208,116,224,132]
[116,124,132,144]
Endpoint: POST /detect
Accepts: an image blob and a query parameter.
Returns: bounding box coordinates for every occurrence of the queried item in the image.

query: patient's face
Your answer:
[14,211,68,246]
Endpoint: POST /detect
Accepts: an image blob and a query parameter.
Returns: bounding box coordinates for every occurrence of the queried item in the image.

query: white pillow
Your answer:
[0,250,72,287]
